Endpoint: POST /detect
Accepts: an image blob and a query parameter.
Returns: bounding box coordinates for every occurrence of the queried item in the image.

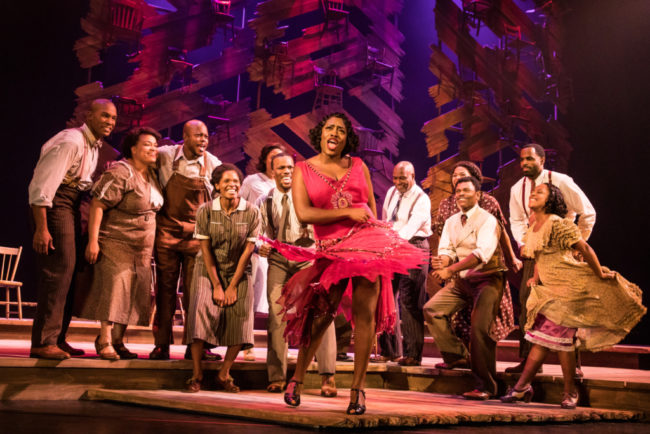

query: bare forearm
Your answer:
[574,240,602,276]
[295,206,351,225]
[31,205,48,232]
[87,201,105,243]
[499,228,517,264]
[448,253,481,274]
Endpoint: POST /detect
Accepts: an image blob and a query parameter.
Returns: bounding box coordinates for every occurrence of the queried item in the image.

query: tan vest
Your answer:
[450,208,506,279]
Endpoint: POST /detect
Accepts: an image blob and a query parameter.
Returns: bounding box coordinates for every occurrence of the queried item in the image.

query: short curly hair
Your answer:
[308,112,359,156]
[541,183,568,218]
[211,163,243,187]
[256,144,285,174]
[121,127,161,159]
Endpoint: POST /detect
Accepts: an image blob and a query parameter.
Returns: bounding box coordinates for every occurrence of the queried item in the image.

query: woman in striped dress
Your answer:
[183,163,260,393]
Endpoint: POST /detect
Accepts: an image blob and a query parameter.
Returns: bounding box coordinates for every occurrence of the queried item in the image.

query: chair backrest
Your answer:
[0,246,22,283]
[326,0,345,12]
[313,65,337,87]
[213,0,231,15]
[110,0,143,32]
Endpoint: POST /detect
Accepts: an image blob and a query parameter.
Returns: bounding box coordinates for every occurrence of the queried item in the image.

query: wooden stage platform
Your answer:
[1,319,649,428]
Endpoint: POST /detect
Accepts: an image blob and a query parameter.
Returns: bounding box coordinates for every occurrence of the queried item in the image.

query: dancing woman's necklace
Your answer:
[307,162,353,208]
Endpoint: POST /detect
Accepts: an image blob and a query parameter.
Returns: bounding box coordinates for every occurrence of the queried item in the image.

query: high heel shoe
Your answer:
[560,392,579,409]
[500,384,534,403]
[284,379,302,407]
[346,388,366,415]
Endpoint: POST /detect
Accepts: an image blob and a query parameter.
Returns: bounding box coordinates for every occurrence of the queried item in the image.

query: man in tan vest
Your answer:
[424,176,506,400]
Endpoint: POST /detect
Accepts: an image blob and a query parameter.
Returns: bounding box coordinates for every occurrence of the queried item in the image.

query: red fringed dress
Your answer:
[265,157,428,347]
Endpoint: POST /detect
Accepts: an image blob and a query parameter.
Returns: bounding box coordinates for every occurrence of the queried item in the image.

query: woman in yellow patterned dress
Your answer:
[500,183,645,409]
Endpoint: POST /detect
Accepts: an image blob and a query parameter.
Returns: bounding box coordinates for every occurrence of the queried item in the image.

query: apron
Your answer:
[156,147,211,254]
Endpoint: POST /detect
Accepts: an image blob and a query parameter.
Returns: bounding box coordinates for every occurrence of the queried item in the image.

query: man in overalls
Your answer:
[150,119,222,360]
[29,99,117,359]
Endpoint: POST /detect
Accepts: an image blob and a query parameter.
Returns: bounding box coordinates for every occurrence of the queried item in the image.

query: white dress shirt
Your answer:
[259,188,314,243]
[438,203,499,278]
[382,184,433,240]
[509,169,596,246]
[240,172,275,205]
[157,144,221,194]
[29,123,101,207]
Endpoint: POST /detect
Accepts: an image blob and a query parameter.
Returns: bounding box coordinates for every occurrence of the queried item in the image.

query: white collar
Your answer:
[273,187,292,200]
[174,145,204,166]
[81,123,101,148]
[461,203,480,220]
[212,196,247,211]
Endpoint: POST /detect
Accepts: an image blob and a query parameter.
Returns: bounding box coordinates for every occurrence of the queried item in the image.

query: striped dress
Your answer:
[184,197,260,348]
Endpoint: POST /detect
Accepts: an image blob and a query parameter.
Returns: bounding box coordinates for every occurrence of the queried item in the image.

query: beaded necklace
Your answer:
[306,160,354,209]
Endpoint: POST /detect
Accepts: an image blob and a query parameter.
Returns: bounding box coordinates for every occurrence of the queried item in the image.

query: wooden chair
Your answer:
[462,0,493,36]
[501,23,536,74]
[321,0,349,38]
[312,66,344,113]
[355,126,388,178]
[111,96,144,132]
[270,41,295,88]
[211,0,235,42]
[366,44,395,89]
[0,246,24,319]
[106,0,144,49]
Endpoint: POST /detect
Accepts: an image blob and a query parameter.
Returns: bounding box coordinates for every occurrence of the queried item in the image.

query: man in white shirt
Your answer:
[28,99,117,359]
[424,177,506,400]
[378,161,432,366]
[239,144,284,361]
[258,153,337,397]
[150,119,221,361]
[506,143,595,374]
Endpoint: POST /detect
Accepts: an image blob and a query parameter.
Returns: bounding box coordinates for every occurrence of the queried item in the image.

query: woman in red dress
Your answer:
[267,113,426,414]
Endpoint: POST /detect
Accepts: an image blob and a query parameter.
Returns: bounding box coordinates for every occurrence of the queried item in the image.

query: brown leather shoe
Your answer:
[183,377,201,393]
[30,345,71,360]
[463,389,492,400]
[216,375,240,393]
[267,381,286,393]
[370,355,399,363]
[57,342,85,357]
[149,345,170,360]
[435,359,469,370]
[320,375,337,397]
[398,357,421,366]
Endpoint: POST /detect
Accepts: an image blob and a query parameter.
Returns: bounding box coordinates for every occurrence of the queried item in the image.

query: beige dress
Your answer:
[522,215,646,351]
[81,160,163,326]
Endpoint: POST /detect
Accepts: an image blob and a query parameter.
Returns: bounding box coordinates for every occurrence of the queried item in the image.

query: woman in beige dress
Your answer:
[500,183,645,408]
[83,127,163,360]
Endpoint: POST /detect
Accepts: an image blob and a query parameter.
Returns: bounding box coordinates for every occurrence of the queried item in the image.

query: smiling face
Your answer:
[218,170,241,200]
[520,147,545,179]
[130,134,158,166]
[182,120,209,159]
[528,183,550,212]
[451,166,472,189]
[319,116,348,157]
[86,101,117,139]
[393,164,415,194]
[454,179,480,212]
[272,155,294,192]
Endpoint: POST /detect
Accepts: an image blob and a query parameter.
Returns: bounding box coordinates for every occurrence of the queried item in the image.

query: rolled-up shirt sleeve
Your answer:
[28,131,80,207]
[193,202,211,240]
[558,176,596,241]
[437,220,457,263]
[472,215,499,264]
[247,207,261,243]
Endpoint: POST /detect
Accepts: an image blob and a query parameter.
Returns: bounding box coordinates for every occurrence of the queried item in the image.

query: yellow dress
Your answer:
[522,215,646,352]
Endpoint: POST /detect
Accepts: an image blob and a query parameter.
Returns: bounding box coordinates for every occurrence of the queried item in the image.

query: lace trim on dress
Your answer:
[521,215,579,258]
